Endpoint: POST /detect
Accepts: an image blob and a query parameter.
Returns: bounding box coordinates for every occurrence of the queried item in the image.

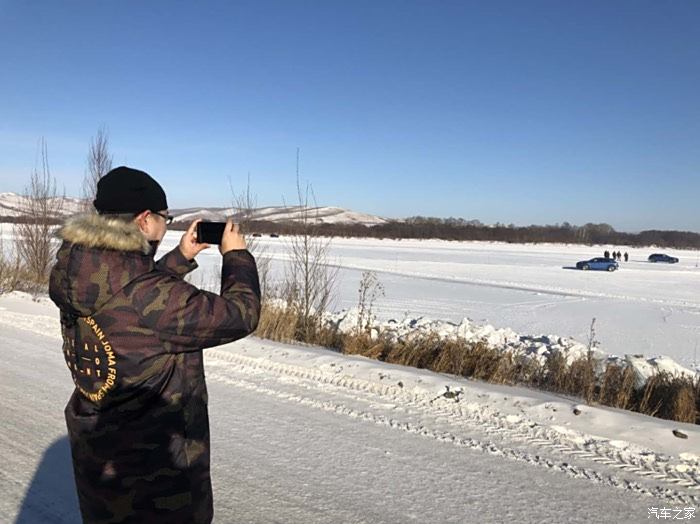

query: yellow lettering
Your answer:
[72,316,119,402]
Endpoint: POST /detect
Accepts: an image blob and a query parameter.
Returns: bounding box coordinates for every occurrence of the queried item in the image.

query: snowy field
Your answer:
[154,231,700,371]
[1,291,698,523]
[2,223,699,371]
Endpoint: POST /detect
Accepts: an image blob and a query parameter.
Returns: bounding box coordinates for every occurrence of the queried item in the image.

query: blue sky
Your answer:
[1,1,698,232]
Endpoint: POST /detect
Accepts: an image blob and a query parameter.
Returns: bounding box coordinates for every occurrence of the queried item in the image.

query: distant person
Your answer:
[624,252,629,262]
[604,250,610,259]
[617,251,622,261]
[49,166,261,523]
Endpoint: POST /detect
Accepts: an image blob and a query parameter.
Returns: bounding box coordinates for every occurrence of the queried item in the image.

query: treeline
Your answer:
[0,216,62,225]
[3,212,699,249]
[172,217,700,249]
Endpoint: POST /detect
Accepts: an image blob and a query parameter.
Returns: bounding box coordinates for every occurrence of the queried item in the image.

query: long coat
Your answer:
[49,214,260,523]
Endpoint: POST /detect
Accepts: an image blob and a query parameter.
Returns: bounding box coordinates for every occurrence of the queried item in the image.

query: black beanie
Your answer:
[93,166,168,214]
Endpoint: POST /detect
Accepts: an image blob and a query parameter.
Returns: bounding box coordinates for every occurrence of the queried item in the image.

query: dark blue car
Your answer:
[576,257,619,271]
[648,253,679,263]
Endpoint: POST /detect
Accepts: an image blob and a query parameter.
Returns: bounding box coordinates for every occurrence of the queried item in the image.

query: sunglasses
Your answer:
[152,211,174,225]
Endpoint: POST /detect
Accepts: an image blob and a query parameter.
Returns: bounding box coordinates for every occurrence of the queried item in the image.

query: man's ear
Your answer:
[134,210,150,234]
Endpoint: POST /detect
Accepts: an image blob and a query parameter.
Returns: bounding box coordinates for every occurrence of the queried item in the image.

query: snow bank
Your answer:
[320,307,699,387]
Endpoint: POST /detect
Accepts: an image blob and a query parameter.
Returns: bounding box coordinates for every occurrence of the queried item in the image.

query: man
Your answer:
[49,166,260,523]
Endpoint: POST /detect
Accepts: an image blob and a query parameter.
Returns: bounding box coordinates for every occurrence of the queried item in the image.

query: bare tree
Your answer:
[229,173,260,252]
[228,172,273,301]
[16,139,64,288]
[357,271,385,333]
[284,148,338,339]
[82,125,113,211]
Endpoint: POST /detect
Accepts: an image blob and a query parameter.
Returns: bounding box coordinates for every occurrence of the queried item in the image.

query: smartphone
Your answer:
[196,222,227,244]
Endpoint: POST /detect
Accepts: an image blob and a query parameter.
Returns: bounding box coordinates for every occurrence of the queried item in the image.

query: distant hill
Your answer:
[0,192,85,219]
[0,193,388,227]
[169,205,389,227]
[4,193,696,249]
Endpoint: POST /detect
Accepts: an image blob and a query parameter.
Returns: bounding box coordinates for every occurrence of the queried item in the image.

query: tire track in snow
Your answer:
[204,349,700,506]
[3,301,697,504]
[0,309,62,340]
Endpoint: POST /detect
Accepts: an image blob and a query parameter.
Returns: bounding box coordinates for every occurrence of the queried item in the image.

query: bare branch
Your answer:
[284,148,338,339]
[228,172,272,302]
[82,125,113,211]
[15,138,63,288]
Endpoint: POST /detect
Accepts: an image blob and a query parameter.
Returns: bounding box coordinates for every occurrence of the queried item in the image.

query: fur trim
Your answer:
[58,214,151,253]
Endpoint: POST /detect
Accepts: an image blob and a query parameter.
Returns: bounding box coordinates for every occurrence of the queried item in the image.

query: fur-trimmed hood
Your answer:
[57,214,151,254]
[49,214,157,317]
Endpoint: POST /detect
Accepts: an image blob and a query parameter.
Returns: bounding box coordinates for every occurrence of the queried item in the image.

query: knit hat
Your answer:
[93,166,168,214]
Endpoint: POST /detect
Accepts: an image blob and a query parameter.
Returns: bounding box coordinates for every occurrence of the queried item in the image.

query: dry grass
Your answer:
[257,302,699,425]
[672,382,698,424]
[0,237,42,294]
[565,356,597,404]
[256,302,301,343]
[635,373,699,423]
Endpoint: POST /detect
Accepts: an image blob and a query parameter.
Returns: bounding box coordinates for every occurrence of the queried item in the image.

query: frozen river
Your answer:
[159,232,700,369]
[1,224,698,368]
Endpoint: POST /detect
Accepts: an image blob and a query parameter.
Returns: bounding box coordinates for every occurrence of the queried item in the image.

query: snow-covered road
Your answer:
[2,293,698,523]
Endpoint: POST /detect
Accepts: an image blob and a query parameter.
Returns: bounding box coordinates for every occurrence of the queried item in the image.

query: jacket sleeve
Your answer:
[154,246,198,278]
[135,249,261,351]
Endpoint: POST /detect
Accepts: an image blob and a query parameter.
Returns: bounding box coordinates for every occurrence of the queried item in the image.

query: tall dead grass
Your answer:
[0,237,29,294]
[0,229,49,294]
[257,302,699,424]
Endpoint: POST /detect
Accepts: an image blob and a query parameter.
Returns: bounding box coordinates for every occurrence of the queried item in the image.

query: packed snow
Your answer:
[320,307,697,387]
[1,291,698,523]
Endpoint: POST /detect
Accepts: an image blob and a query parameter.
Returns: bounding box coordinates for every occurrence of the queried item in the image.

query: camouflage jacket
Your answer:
[49,214,260,524]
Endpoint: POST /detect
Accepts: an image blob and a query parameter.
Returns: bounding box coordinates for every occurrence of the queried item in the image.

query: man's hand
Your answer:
[220,219,247,254]
[179,219,210,261]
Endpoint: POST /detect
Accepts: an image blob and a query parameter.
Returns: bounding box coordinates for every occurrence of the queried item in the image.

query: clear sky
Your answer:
[1,0,698,232]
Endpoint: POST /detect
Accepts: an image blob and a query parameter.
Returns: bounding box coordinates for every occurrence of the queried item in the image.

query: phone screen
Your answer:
[196,222,227,244]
